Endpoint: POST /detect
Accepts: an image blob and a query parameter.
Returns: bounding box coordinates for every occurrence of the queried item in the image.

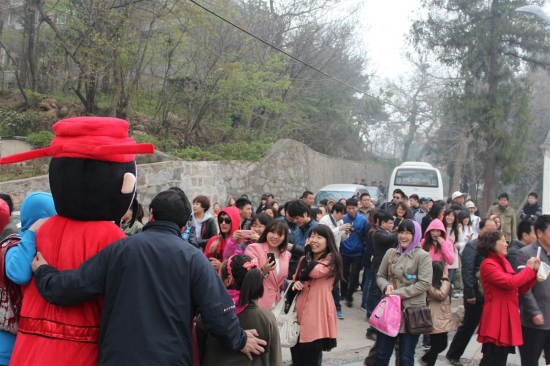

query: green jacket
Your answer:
[486,205,516,242]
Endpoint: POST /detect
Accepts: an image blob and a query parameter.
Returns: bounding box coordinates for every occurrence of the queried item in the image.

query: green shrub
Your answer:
[174,141,272,162]
[175,146,222,161]
[0,110,55,136]
[132,134,161,147]
[27,131,55,149]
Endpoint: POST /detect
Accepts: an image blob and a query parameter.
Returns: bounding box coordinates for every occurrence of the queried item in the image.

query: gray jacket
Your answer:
[517,240,550,330]
[377,246,433,333]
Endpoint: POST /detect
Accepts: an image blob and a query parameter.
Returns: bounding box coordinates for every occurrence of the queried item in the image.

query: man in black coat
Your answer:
[446,218,497,366]
[31,189,266,366]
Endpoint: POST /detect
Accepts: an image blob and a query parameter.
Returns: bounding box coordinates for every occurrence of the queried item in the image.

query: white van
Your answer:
[314,184,371,206]
[387,162,444,201]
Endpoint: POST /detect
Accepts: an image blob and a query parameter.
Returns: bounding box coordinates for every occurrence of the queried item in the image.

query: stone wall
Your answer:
[0,139,393,211]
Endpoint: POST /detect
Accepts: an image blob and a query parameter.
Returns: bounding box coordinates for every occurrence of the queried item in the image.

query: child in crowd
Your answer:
[196,254,282,365]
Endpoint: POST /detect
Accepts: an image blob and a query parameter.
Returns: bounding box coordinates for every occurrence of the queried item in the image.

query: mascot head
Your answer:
[0,117,154,221]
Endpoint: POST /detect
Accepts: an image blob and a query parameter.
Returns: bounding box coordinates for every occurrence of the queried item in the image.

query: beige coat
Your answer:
[428,280,456,334]
[377,246,433,333]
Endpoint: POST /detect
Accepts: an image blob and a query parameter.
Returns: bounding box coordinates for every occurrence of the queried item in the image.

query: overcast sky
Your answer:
[356,0,422,80]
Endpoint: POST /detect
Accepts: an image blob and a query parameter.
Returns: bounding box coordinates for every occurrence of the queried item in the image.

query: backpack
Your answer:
[0,234,22,334]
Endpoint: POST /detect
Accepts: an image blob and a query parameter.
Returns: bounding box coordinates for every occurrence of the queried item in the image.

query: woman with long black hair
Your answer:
[290,225,344,366]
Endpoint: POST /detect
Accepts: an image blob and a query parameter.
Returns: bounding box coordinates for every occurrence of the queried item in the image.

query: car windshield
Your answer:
[366,187,379,197]
[394,169,438,187]
[314,191,354,206]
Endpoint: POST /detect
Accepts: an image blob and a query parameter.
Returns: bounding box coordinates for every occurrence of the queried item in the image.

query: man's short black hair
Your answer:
[535,215,550,237]
[393,189,404,198]
[360,193,371,200]
[331,202,346,214]
[287,200,310,218]
[479,218,494,231]
[529,192,538,199]
[150,190,192,228]
[302,190,313,198]
[236,197,252,209]
[0,194,13,215]
[409,194,419,201]
[517,220,534,241]
[346,198,358,207]
[450,204,462,211]
[498,192,509,200]
[267,194,275,199]
[378,212,394,223]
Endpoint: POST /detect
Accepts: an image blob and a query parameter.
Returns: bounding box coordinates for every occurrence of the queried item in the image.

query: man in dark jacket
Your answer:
[365,212,397,351]
[516,215,550,366]
[446,218,496,366]
[506,220,536,269]
[287,199,318,279]
[31,190,266,366]
[520,192,542,224]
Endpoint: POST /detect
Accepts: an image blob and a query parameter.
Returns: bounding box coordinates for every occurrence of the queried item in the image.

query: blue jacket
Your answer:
[0,192,56,365]
[341,213,368,258]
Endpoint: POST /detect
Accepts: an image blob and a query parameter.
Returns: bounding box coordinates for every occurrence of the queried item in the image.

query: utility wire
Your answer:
[187,0,371,96]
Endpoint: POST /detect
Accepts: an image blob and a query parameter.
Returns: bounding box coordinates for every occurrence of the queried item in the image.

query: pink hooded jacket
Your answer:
[420,219,455,265]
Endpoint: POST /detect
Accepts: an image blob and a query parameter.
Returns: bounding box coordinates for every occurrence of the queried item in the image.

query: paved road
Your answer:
[281,292,546,365]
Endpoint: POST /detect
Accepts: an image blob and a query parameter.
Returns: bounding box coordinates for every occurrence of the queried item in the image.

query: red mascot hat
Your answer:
[0,116,154,164]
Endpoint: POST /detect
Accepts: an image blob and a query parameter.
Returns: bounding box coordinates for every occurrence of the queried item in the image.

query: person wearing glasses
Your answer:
[204,206,241,271]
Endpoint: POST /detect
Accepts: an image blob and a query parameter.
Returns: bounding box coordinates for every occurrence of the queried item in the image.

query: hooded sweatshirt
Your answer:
[1,192,56,365]
[204,207,240,260]
[192,211,212,238]
[420,219,455,265]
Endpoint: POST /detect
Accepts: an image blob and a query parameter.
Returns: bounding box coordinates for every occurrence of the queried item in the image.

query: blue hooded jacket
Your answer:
[0,192,56,365]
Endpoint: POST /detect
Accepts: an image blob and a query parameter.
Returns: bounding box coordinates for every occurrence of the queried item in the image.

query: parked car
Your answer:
[364,186,384,207]
[314,184,370,207]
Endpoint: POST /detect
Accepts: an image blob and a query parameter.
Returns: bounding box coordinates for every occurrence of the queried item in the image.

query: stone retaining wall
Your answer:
[0,139,393,211]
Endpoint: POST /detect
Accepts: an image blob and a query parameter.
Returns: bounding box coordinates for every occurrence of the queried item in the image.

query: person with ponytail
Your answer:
[197,254,282,366]
[289,225,344,366]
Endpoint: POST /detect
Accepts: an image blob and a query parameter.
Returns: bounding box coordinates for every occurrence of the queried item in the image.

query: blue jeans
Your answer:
[361,269,372,309]
[332,280,341,312]
[448,269,456,301]
[374,332,420,366]
[367,272,382,318]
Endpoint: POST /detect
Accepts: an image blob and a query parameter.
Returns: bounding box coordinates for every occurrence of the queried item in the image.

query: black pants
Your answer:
[479,344,511,366]
[290,346,321,366]
[519,326,550,366]
[332,280,341,312]
[341,255,363,302]
[446,300,483,360]
[421,333,447,366]
[367,271,382,318]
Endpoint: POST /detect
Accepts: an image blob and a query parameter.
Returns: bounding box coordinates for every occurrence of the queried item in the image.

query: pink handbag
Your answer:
[369,294,402,337]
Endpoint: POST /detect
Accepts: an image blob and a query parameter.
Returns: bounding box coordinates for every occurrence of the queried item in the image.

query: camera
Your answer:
[349,226,355,233]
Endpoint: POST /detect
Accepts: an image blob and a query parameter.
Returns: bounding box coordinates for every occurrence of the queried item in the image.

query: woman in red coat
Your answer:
[476,230,540,366]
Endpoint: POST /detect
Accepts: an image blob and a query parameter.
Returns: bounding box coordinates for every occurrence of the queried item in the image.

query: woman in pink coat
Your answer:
[245,219,291,310]
[290,225,343,366]
[420,218,455,265]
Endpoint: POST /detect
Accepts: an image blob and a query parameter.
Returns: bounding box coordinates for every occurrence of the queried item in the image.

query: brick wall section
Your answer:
[0,139,393,211]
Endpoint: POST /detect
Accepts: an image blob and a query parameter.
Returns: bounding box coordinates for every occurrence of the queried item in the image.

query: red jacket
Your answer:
[477,251,537,346]
[10,216,126,366]
[204,206,240,260]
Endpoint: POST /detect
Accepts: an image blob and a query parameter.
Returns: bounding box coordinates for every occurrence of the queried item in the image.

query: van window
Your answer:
[394,169,438,187]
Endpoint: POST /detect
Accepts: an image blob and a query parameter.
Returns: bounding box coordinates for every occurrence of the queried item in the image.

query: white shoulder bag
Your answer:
[272,286,300,347]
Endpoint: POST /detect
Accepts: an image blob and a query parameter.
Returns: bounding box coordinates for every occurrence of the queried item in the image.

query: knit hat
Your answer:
[465,201,476,209]
[0,117,154,164]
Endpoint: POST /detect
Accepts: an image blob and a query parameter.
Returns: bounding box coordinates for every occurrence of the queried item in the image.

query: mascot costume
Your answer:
[0,117,154,365]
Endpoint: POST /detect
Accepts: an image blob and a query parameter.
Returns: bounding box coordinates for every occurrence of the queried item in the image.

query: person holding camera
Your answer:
[245,219,291,310]
[340,198,369,308]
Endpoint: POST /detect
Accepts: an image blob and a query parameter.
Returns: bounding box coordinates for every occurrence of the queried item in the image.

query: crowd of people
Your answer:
[0,183,547,366]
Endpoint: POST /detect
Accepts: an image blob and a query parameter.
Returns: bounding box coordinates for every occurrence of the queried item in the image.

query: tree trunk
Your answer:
[109,41,122,117]
[449,134,473,194]
[27,0,37,92]
[482,0,500,215]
